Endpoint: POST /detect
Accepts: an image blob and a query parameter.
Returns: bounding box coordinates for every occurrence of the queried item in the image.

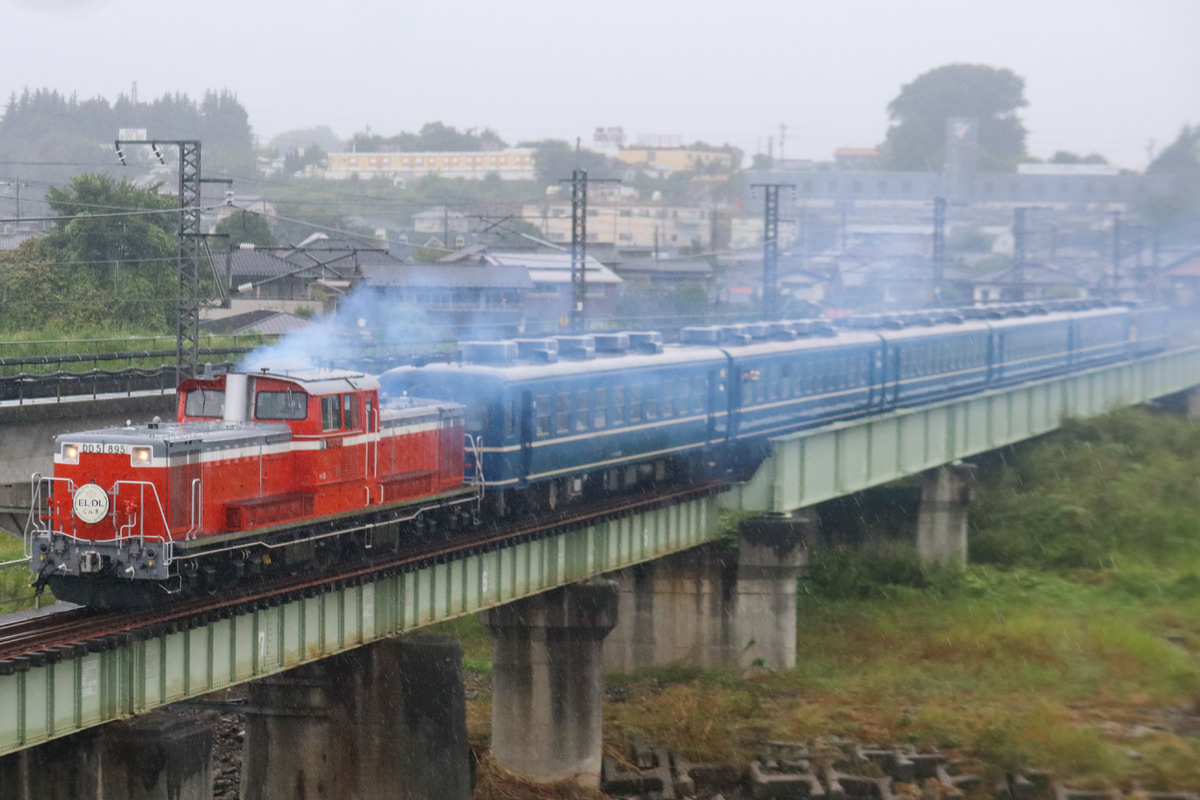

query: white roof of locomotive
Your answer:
[234,366,381,395]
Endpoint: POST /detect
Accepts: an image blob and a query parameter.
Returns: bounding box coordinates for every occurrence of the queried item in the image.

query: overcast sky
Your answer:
[2,0,1196,170]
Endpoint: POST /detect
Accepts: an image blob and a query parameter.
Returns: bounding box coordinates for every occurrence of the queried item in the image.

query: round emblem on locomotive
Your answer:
[72,483,110,524]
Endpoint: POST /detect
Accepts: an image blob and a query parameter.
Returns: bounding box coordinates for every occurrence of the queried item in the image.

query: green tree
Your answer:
[269,125,343,153]
[1142,124,1200,239]
[214,210,277,249]
[519,139,613,185]
[881,64,1028,172]
[1050,150,1108,164]
[350,122,507,154]
[0,174,179,333]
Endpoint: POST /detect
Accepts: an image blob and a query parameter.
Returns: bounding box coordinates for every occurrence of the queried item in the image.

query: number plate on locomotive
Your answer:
[78,443,130,455]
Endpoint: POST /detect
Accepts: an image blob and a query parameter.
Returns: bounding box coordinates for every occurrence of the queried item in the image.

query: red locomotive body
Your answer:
[28,367,469,606]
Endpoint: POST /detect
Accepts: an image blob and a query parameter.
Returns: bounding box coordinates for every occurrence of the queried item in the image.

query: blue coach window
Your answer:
[556,394,569,436]
[536,394,551,437]
[630,385,642,422]
[575,390,589,432]
[594,388,608,428]
[612,386,625,425]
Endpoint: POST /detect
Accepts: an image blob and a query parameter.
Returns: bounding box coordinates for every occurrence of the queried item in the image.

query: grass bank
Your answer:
[445,408,1200,788]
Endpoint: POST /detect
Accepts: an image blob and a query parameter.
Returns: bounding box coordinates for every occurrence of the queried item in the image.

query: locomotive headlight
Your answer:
[131,446,152,466]
[62,445,79,464]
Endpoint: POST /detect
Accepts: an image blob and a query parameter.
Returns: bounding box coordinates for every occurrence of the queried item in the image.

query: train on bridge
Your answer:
[26,300,1168,607]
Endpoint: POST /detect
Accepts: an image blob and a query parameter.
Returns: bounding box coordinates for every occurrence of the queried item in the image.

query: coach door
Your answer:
[519,390,534,484]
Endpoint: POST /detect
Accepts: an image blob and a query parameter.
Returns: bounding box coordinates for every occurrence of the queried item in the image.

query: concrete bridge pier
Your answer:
[603,514,811,674]
[241,634,471,800]
[915,463,976,567]
[480,580,619,788]
[0,713,211,800]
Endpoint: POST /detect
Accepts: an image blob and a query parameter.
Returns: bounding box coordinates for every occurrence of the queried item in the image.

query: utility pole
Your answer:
[1110,210,1121,300]
[751,182,794,320]
[932,197,946,305]
[559,169,618,333]
[1,179,27,219]
[1013,207,1027,300]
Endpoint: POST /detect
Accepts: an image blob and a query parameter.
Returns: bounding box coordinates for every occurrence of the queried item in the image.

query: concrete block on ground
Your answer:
[482,580,618,788]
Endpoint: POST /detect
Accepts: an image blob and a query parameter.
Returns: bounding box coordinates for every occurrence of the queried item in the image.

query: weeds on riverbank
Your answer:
[447,408,1200,788]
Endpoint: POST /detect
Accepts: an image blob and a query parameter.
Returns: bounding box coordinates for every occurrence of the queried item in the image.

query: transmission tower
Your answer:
[559,169,618,333]
[117,139,226,381]
[932,197,946,305]
[751,182,793,320]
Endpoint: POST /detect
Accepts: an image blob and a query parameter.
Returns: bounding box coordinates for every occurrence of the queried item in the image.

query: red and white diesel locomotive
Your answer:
[27,366,473,607]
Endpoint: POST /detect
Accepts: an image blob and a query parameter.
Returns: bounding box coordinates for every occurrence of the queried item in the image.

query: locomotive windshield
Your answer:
[256,390,308,420]
[184,388,225,418]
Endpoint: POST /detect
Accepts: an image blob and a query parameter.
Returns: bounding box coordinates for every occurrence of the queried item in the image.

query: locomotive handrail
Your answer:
[25,475,77,553]
[464,434,486,487]
[110,480,176,565]
[187,479,202,541]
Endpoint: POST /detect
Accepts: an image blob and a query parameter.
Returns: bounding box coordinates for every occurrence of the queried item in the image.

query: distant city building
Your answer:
[833,147,880,170]
[484,252,621,328]
[325,149,536,181]
[524,203,712,249]
[616,147,735,174]
[413,207,470,235]
[730,217,799,250]
[1017,163,1121,176]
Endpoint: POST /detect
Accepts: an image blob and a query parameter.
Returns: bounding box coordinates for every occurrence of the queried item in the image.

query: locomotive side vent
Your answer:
[460,341,518,364]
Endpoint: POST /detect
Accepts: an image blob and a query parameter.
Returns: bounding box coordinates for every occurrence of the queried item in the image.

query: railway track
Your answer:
[0,480,725,668]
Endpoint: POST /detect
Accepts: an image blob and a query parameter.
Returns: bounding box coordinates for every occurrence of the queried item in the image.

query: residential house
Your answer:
[484,252,622,331]
[357,261,531,340]
[524,203,712,249]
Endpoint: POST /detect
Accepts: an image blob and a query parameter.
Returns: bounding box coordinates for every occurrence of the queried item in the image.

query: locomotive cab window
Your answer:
[344,394,360,429]
[321,395,341,430]
[185,388,225,418]
[256,390,308,421]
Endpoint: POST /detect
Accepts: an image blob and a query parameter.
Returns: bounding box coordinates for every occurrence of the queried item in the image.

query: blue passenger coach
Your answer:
[380,342,729,490]
[380,302,1167,502]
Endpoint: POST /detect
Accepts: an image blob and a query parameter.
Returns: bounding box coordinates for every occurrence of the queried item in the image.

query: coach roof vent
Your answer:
[680,326,721,345]
[627,331,664,354]
[555,335,596,360]
[513,338,559,363]
[593,333,630,354]
[721,325,751,346]
[746,322,772,340]
[460,341,518,364]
